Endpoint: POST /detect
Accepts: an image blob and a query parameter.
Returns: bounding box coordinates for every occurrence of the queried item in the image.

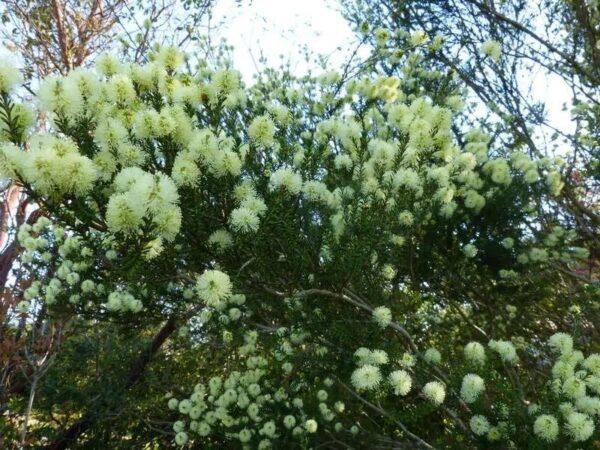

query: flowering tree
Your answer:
[0,30,597,450]
[342,0,599,258]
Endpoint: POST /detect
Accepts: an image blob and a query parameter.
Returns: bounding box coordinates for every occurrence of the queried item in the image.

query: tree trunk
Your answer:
[44,317,177,450]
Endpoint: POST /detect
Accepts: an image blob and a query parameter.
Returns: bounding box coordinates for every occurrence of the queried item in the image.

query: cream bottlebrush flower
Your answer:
[95,52,122,76]
[464,342,486,365]
[398,210,414,226]
[105,192,147,234]
[399,352,416,369]
[460,374,485,403]
[546,170,564,196]
[0,60,23,93]
[462,244,477,258]
[374,27,390,46]
[142,174,180,214]
[575,396,600,416]
[304,419,318,433]
[480,40,502,63]
[66,68,99,99]
[351,364,382,391]
[220,150,243,177]
[37,77,84,119]
[171,153,201,187]
[583,354,600,375]
[116,143,146,168]
[132,109,161,139]
[368,139,396,168]
[208,229,234,252]
[106,74,136,105]
[283,415,296,429]
[197,421,211,436]
[269,168,303,194]
[464,190,486,211]
[524,169,540,184]
[151,206,182,242]
[174,431,188,445]
[335,152,354,170]
[229,207,260,233]
[196,270,232,307]
[533,414,559,442]
[424,348,441,365]
[155,110,177,136]
[267,103,291,124]
[369,349,389,365]
[94,118,129,151]
[388,370,412,396]
[562,376,586,400]
[302,180,332,204]
[113,167,153,193]
[155,46,185,71]
[354,347,388,366]
[0,143,26,178]
[240,196,267,217]
[552,359,576,380]
[548,332,574,355]
[501,237,514,249]
[469,415,490,436]
[18,135,98,197]
[212,69,241,95]
[422,381,446,406]
[486,159,512,185]
[248,115,275,147]
[238,428,252,443]
[564,412,594,442]
[260,420,276,438]
[372,306,392,328]
[410,30,429,46]
[143,238,164,261]
[488,339,518,363]
[61,153,99,196]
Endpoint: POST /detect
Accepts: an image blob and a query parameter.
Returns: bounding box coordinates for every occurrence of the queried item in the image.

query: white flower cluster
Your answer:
[0,59,23,93]
[531,333,600,443]
[1,136,98,197]
[480,40,502,63]
[488,339,518,363]
[106,168,181,242]
[460,374,485,403]
[371,306,392,328]
[195,270,232,308]
[168,320,353,448]
[422,381,446,406]
[16,217,147,315]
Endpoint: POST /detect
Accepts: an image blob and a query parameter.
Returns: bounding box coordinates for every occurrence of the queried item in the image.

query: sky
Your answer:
[212,0,360,82]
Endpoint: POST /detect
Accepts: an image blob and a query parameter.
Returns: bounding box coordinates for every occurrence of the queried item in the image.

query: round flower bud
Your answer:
[422,381,446,406]
[305,419,318,433]
[372,306,392,328]
[533,414,559,442]
[174,431,188,445]
[469,415,490,436]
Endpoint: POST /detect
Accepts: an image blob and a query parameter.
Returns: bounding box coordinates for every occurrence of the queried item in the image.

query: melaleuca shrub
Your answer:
[0,33,596,449]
